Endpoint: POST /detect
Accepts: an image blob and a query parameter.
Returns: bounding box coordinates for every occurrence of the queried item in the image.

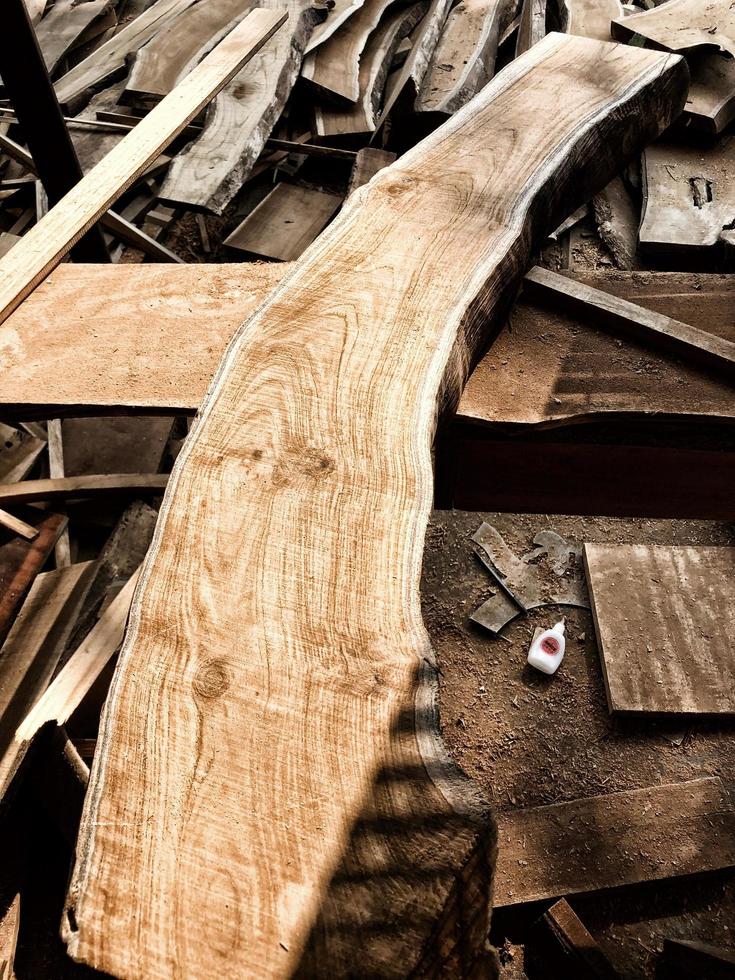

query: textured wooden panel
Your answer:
[585,543,735,714]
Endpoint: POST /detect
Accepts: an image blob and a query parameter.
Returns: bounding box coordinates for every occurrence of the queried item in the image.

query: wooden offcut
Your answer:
[66,34,686,979]
[685,52,735,133]
[540,899,619,979]
[0,9,286,329]
[495,778,735,906]
[0,474,168,508]
[561,0,621,41]
[585,543,735,714]
[35,0,112,77]
[612,0,735,58]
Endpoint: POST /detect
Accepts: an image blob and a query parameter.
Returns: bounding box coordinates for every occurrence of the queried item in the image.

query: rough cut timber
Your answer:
[304,0,369,53]
[495,777,735,907]
[123,0,254,104]
[65,34,686,979]
[538,899,619,979]
[348,147,397,194]
[416,0,521,114]
[612,0,735,58]
[685,52,735,133]
[515,0,545,55]
[561,0,622,41]
[35,0,113,77]
[160,0,324,214]
[640,139,735,256]
[585,543,735,714]
[0,8,287,327]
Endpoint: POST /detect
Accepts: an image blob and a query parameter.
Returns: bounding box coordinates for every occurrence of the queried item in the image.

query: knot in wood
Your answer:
[193,658,231,699]
[271,443,336,488]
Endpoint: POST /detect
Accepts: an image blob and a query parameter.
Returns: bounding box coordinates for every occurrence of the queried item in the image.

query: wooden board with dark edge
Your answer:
[584,543,735,715]
[495,778,735,907]
[65,34,686,979]
[612,0,735,59]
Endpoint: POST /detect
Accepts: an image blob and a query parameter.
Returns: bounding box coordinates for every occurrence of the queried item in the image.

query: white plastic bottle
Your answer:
[527,620,566,675]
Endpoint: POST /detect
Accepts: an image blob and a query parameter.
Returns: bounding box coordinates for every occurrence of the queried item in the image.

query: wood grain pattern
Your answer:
[685,52,735,133]
[304,0,368,54]
[0,8,287,328]
[66,34,686,979]
[417,0,520,113]
[160,0,322,214]
[348,147,397,193]
[561,0,621,41]
[612,0,735,58]
[495,778,735,906]
[35,0,112,77]
[225,183,342,259]
[585,543,735,714]
[124,0,254,103]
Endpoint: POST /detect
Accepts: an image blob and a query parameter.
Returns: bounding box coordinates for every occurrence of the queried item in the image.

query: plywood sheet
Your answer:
[585,543,735,714]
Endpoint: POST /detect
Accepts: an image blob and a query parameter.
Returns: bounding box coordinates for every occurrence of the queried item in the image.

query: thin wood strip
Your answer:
[0,7,287,328]
[0,474,168,507]
[0,509,38,541]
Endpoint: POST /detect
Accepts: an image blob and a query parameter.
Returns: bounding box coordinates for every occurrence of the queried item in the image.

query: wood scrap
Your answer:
[304,0,370,54]
[0,424,45,484]
[0,474,168,507]
[64,34,686,978]
[0,895,19,980]
[124,0,255,104]
[224,183,342,260]
[561,0,622,41]
[159,1,325,214]
[347,147,397,194]
[416,0,521,113]
[0,7,288,327]
[47,419,71,568]
[523,266,735,378]
[538,899,619,979]
[35,0,113,77]
[592,175,639,269]
[585,542,735,714]
[685,52,735,133]
[612,0,735,59]
[0,509,38,541]
[515,0,545,55]
[495,777,735,906]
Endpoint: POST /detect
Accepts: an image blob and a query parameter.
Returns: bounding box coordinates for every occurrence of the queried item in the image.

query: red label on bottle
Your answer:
[541,636,560,656]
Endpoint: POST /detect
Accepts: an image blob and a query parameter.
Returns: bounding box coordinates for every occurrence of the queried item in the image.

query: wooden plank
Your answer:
[685,52,735,133]
[304,0,369,54]
[0,895,19,980]
[585,543,735,714]
[0,8,287,328]
[65,35,686,980]
[540,899,619,979]
[0,562,97,799]
[0,510,67,646]
[224,183,342,260]
[592,175,638,269]
[523,266,735,378]
[495,778,735,907]
[640,139,735,256]
[561,0,622,41]
[124,0,254,103]
[159,1,322,214]
[301,0,405,103]
[54,0,200,108]
[416,0,521,114]
[515,0,546,55]
[35,0,112,77]
[315,3,425,135]
[0,474,168,507]
[0,509,38,541]
[347,147,397,194]
[612,0,735,59]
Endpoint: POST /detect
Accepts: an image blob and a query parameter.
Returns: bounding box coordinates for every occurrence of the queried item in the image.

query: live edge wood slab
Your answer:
[65,34,686,979]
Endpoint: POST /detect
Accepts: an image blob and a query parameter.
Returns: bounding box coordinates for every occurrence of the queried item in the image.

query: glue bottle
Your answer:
[527,620,566,675]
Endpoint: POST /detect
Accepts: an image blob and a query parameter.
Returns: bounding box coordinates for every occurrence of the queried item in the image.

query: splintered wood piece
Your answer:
[160,2,322,215]
[541,899,619,979]
[224,183,342,260]
[584,543,735,714]
[315,2,425,136]
[417,0,521,113]
[515,0,546,55]
[685,52,735,133]
[0,562,97,801]
[347,147,397,194]
[0,510,67,646]
[523,266,735,378]
[124,0,255,103]
[35,0,112,77]
[0,509,38,541]
[612,0,735,58]
[0,895,20,980]
[495,778,735,906]
[592,176,638,269]
[0,474,168,507]
[561,0,622,40]
[0,8,287,327]
[640,139,735,255]
[302,0,405,103]
[65,34,686,979]
[54,0,200,108]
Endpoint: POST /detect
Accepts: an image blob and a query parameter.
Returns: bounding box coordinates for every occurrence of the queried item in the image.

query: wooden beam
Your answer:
[0,474,168,507]
[65,34,686,979]
[523,266,735,378]
[0,8,287,327]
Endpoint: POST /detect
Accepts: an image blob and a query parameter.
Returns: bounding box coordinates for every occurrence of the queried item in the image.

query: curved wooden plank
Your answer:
[66,34,686,979]
[612,0,735,58]
[0,475,167,507]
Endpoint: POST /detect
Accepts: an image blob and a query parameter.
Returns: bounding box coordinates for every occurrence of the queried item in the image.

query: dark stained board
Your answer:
[584,543,735,714]
[495,777,735,906]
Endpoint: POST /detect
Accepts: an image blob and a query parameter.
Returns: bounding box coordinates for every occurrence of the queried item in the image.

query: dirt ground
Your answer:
[423,509,735,978]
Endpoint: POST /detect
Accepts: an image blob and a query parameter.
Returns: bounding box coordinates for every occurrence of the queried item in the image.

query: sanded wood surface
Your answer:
[54,0,199,107]
[66,34,686,979]
[417,0,520,113]
[640,139,735,254]
[35,0,112,76]
[160,0,320,214]
[585,543,735,714]
[0,8,287,328]
[495,777,735,906]
[225,183,342,259]
[685,52,735,133]
[124,0,254,102]
[612,0,735,58]
[561,0,621,40]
